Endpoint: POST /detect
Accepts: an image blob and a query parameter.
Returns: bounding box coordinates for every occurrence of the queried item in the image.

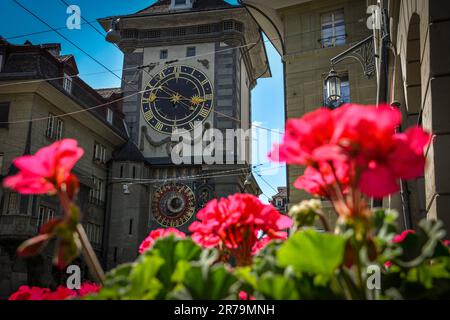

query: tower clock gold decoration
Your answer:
[141,65,214,134]
[152,183,196,228]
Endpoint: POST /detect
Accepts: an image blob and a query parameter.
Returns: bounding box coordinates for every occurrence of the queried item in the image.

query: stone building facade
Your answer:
[0,40,128,296]
[0,0,268,296]
[242,0,450,232]
[387,0,450,231]
[98,0,267,269]
[242,0,377,225]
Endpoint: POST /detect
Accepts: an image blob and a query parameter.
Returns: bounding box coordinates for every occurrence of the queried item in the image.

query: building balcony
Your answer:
[0,214,38,242]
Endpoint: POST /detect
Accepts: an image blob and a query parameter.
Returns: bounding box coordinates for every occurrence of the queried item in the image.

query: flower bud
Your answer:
[289,199,322,231]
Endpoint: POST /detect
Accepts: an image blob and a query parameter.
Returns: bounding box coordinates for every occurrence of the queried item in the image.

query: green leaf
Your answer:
[277,230,347,276]
[128,254,164,299]
[395,219,447,268]
[257,273,299,300]
[151,236,202,288]
[176,264,238,300]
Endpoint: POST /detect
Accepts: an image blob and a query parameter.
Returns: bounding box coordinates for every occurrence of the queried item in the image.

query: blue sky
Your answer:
[0,0,286,202]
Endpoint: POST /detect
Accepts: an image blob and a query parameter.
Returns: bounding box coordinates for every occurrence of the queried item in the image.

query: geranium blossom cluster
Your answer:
[270,104,430,218]
[139,228,186,254]
[4,139,84,195]
[8,282,100,300]
[188,193,292,266]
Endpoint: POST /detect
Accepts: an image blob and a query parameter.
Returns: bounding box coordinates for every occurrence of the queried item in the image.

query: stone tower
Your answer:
[99,0,269,267]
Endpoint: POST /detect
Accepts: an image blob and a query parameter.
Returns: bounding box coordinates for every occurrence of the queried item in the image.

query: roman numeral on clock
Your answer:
[199,108,209,118]
[205,94,213,100]
[144,110,154,121]
[174,66,181,79]
[155,122,163,131]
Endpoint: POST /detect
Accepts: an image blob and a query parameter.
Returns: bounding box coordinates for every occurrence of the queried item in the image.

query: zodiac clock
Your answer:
[151,183,196,228]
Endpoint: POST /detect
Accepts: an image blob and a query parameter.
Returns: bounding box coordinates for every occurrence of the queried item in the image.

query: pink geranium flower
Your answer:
[44,286,77,300]
[77,282,101,297]
[251,235,272,256]
[8,286,50,300]
[238,291,255,300]
[269,108,335,165]
[8,282,101,300]
[269,104,431,201]
[139,228,186,254]
[294,161,350,197]
[3,139,84,195]
[393,230,415,243]
[189,194,292,266]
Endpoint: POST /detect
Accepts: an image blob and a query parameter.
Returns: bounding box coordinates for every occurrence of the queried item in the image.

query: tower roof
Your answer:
[113,140,146,162]
[136,0,235,15]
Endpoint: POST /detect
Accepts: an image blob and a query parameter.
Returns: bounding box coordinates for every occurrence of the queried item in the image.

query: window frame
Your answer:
[46,113,63,140]
[93,142,107,164]
[89,176,105,206]
[106,108,113,124]
[0,152,3,174]
[321,9,346,48]
[186,46,196,57]
[63,73,73,93]
[0,54,4,72]
[37,206,56,227]
[160,49,168,60]
[6,192,20,215]
[0,102,10,128]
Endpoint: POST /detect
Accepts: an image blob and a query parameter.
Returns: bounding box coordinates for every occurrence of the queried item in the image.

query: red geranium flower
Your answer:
[238,291,255,300]
[270,104,430,200]
[251,235,272,256]
[393,230,415,243]
[139,228,186,254]
[189,194,292,266]
[78,282,101,297]
[8,286,50,300]
[269,108,335,165]
[44,286,77,300]
[294,161,350,197]
[8,282,100,300]
[3,139,84,195]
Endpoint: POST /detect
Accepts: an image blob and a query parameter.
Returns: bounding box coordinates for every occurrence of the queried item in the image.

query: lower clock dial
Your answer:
[152,183,196,228]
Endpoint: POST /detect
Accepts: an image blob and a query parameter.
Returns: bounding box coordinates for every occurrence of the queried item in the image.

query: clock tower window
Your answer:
[186,46,196,57]
[170,0,194,11]
[160,49,168,60]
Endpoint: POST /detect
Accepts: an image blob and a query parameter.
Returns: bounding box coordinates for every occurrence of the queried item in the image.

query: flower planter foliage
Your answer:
[4,104,450,300]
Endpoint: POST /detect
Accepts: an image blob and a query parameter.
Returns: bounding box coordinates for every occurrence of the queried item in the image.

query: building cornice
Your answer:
[0,81,127,146]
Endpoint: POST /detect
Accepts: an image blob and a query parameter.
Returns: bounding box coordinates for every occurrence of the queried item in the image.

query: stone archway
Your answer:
[402,13,427,228]
[394,0,450,232]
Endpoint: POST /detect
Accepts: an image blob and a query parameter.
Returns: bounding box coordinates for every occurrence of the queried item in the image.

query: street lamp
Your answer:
[106,18,122,44]
[324,67,342,109]
[324,35,376,109]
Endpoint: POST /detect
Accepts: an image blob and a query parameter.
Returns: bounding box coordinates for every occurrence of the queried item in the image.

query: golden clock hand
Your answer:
[160,85,203,109]
[160,85,193,102]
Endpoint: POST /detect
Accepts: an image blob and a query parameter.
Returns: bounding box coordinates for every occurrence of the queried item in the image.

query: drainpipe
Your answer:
[373,1,391,208]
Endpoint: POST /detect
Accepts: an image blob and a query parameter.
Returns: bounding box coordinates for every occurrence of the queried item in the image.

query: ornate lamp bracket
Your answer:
[330,35,376,78]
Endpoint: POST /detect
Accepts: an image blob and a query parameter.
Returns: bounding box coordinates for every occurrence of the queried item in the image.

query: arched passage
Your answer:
[403,13,426,228]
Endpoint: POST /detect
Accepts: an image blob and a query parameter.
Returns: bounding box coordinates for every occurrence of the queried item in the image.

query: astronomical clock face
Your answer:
[141,65,214,134]
[152,183,196,228]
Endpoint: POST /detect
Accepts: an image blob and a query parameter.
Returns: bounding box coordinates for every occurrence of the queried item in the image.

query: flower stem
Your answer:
[76,224,105,284]
[316,209,331,232]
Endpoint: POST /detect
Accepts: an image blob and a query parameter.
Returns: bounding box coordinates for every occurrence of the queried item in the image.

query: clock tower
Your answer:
[99,0,270,267]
